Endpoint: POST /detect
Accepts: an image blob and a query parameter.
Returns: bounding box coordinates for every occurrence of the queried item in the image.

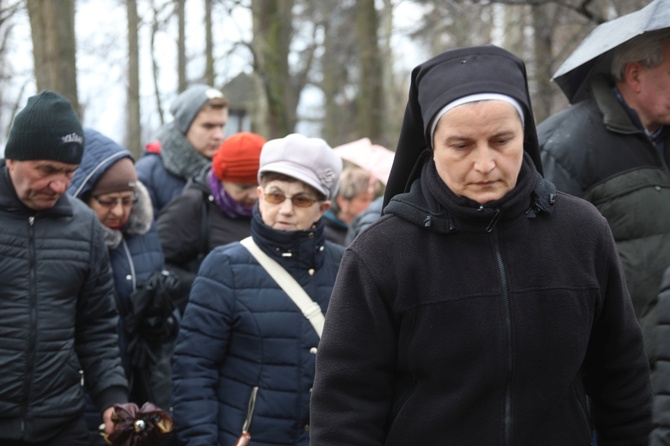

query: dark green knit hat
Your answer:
[5,90,84,164]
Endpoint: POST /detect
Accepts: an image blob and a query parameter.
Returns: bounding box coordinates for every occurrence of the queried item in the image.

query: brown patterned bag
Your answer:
[102,402,173,446]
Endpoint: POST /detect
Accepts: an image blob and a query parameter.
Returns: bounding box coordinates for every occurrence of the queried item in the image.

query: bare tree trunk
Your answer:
[150,0,168,126]
[251,0,296,138]
[356,0,382,142]
[0,0,22,139]
[501,4,525,52]
[321,2,340,145]
[176,0,186,92]
[126,0,141,158]
[531,3,554,123]
[379,0,397,148]
[204,0,214,86]
[26,0,79,114]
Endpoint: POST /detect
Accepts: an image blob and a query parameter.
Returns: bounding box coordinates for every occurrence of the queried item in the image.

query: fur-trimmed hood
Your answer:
[98,181,153,248]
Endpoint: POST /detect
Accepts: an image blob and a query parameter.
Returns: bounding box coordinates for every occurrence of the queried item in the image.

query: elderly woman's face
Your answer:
[258,179,330,231]
[221,181,259,208]
[432,101,524,205]
[88,190,136,229]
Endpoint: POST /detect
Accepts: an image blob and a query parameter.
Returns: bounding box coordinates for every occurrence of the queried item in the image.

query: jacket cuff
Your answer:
[95,386,129,414]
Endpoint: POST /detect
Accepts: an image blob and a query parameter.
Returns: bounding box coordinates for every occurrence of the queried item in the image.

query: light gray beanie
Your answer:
[170,84,226,134]
[258,133,343,201]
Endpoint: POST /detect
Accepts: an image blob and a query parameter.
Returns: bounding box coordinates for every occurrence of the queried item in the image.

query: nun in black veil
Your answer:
[310,45,651,446]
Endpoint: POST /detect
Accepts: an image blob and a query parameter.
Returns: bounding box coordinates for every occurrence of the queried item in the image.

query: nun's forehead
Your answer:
[429,94,526,144]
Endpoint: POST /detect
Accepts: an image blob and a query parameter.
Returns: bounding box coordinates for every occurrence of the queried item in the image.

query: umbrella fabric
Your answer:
[553,0,670,103]
[333,138,395,185]
[102,402,173,446]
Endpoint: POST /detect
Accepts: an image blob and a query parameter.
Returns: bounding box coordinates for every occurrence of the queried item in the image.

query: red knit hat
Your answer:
[212,132,265,183]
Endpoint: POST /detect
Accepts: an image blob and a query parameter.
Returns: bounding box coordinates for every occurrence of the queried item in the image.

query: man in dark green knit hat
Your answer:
[0,90,128,445]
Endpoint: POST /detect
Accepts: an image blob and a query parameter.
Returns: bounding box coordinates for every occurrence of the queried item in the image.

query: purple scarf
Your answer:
[208,170,254,219]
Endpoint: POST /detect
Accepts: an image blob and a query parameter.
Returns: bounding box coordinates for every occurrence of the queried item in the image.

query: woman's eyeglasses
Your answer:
[263,191,318,208]
[93,194,138,208]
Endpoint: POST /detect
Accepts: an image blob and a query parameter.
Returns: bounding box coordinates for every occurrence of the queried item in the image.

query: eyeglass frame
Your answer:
[262,190,320,208]
[92,193,138,208]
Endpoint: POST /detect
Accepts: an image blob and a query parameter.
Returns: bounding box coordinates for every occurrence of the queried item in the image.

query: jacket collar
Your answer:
[592,75,645,135]
[385,153,555,234]
[592,75,670,159]
[250,204,328,272]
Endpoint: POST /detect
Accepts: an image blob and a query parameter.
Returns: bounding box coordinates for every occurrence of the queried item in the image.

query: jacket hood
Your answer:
[68,128,135,199]
[384,45,543,208]
[183,164,212,194]
[67,128,153,236]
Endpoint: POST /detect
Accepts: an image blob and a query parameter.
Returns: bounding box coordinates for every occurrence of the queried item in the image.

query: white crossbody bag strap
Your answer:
[240,237,324,338]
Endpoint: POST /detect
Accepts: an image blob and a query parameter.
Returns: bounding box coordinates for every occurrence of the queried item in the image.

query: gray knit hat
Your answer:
[5,90,84,164]
[170,84,226,134]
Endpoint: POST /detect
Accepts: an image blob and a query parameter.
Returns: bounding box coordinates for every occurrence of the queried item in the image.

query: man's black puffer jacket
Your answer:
[0,162,128,442]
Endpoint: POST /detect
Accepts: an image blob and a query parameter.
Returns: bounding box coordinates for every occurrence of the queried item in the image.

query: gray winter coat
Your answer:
[539,76,670,366]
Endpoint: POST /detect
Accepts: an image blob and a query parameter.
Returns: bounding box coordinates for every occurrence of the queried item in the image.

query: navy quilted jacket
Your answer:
[135,151,187,218]
[172,206,344,446]
[68,128,166,376]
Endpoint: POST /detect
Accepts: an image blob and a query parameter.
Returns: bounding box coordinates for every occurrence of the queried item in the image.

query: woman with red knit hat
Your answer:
[157,132,266,314]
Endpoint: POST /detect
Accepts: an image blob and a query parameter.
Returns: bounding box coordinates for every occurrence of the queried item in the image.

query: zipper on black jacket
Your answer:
[493,228,513,446]
[486,209,502,232]
[22,216,38,434]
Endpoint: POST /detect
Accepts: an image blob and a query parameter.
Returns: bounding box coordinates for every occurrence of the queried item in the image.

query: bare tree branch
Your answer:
[0,0,22,27]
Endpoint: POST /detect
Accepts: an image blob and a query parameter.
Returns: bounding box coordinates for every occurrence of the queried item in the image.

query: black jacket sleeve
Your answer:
[157,189,207,312]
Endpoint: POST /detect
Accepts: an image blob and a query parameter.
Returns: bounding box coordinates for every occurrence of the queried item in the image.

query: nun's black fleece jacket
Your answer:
[310,157,651,446]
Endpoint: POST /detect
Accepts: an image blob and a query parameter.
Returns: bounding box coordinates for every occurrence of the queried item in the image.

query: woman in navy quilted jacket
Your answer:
[171,133,344,446]
[68,128,170,443]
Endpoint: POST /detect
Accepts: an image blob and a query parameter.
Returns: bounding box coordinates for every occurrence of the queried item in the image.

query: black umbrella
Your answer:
[553,0,670,103]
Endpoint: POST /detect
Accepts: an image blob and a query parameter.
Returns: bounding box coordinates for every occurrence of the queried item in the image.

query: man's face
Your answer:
[6,159,78,210]
[336,189,374,223]
[634,43,670,132]
[432,101,525,205]
[185,106,228,159]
